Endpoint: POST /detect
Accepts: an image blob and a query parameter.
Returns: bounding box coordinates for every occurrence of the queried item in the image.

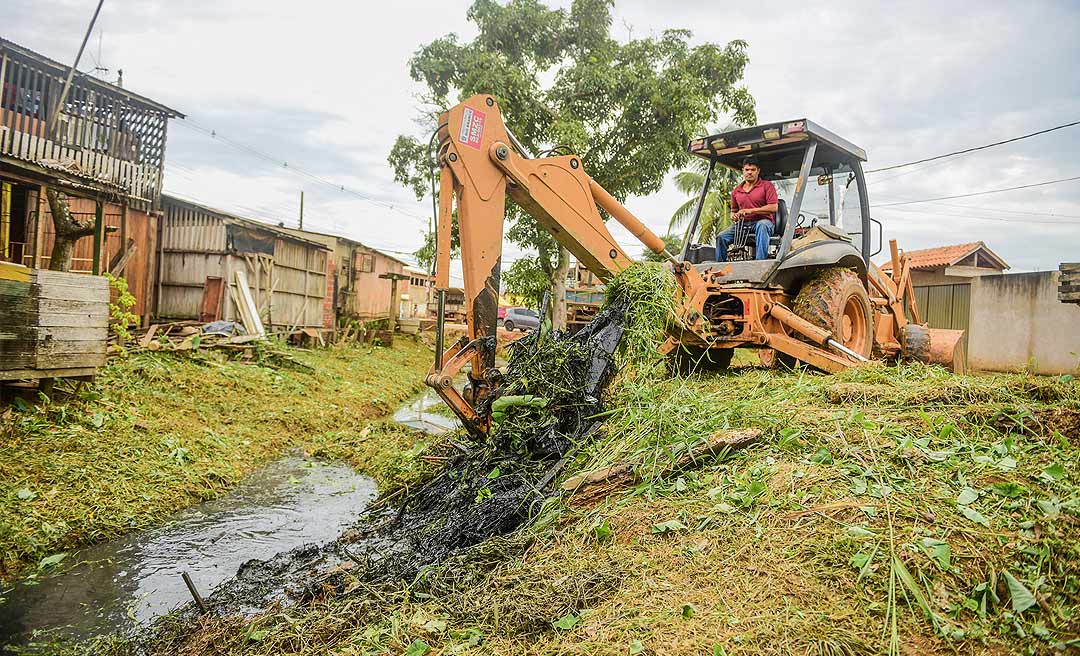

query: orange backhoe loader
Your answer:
[426,94,965,437]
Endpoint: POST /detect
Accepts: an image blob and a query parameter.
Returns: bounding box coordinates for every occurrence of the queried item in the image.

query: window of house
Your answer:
[359,253,375,273]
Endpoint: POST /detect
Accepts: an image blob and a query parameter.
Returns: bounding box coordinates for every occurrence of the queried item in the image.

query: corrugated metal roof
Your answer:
[161,194,330,251]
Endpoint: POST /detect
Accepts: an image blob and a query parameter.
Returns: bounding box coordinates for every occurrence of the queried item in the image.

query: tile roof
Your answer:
[880,241,1008,272]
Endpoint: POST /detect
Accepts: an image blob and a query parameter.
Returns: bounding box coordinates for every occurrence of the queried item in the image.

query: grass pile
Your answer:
[80,361,1080,656]
[0,339,434,580]
[601,262,679,373]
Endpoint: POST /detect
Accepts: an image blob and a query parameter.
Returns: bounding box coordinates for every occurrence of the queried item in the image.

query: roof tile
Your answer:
[880,241,1007,272]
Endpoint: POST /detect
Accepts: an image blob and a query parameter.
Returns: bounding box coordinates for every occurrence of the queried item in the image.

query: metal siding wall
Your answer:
[911,283,970,331]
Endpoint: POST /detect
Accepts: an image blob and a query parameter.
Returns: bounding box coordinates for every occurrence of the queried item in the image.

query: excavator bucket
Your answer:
[927,328,967,374]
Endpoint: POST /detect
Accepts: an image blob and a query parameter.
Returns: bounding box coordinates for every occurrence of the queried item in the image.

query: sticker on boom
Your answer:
[459,107,486,150]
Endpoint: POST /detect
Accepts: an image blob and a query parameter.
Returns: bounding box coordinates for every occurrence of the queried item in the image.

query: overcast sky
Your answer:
[6,0,1080,276]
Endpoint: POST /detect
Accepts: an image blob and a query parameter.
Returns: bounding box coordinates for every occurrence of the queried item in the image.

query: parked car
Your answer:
[498,306,509,320]
[503,307,540,332]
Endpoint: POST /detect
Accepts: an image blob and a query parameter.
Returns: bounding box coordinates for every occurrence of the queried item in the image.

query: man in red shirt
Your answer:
[716,157,779,261]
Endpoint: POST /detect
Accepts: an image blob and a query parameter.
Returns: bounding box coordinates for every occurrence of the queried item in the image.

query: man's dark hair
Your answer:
[741,156,760,168]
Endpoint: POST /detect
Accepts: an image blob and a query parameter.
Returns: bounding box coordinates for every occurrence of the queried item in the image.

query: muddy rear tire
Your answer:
[793,268,874,359]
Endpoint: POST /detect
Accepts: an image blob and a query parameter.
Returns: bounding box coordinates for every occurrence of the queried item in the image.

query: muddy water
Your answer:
[0,454,377,649]
[392,387,461,434]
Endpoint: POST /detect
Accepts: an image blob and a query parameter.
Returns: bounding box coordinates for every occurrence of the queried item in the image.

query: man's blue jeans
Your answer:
[716,219,774,261]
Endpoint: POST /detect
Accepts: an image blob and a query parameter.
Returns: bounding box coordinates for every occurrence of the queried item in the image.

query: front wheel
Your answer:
[504,320,514,332]
[793,268,874,360]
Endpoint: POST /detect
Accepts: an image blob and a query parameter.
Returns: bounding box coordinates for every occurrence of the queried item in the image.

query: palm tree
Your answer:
[668,157,741,244]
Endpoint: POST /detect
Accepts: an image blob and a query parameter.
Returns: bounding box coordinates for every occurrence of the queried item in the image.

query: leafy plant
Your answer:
[103,273,138,347]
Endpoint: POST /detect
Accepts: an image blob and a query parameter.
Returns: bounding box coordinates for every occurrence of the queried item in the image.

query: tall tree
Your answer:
[389,0,756,327]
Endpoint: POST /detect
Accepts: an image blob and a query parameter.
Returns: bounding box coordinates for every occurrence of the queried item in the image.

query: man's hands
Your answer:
[733,205,778,221]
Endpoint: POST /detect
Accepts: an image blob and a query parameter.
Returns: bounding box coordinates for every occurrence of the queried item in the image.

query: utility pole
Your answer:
[47,0,105,139]
[298,191,304,230]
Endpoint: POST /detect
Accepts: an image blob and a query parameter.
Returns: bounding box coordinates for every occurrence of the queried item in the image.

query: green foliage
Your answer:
[0,341,433,578]
[103,273,138,347]
[389,0,756,285]
[551,613,579,631]
[602,262,679,373]
[668,156,742,243]
[642,234,683,262]
[501,256,550,309]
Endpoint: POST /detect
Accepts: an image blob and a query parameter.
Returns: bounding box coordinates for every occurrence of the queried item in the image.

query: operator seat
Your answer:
[736,196,787,258]
[769,197,788,251]
[682,197,788,263]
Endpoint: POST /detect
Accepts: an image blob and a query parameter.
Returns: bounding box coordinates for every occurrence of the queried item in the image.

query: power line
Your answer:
[160,188,428,256]
[919,200,1080,219]
[173,119,430,224]
[866,119,1080,174]
[875,175,1080,207]
[877,205,1080,226]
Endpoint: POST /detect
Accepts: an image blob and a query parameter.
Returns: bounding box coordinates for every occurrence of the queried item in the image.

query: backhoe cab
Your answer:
[426,94,965,438]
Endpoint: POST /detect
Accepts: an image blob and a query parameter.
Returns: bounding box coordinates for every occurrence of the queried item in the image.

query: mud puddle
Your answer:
[392,387,460,434]
[0,453,377,650]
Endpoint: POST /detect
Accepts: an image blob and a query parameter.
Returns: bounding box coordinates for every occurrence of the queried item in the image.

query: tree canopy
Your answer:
[388,0,757,300]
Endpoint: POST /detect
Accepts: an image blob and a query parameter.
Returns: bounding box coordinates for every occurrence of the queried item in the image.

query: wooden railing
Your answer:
[0,44,173,207]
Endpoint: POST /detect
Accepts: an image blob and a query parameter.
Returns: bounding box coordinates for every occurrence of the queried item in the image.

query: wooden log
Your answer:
[562,428,762,505]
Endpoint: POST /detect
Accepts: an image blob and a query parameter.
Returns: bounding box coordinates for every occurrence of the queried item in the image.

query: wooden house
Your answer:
[275,224,425,323]
[0,37,183,322]
[158,195,332,331]
[403,266,434,319]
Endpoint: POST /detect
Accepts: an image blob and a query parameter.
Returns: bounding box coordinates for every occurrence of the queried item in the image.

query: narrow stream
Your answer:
[392,387,461,435]
[0,454,377,650]
[0,379,468,652]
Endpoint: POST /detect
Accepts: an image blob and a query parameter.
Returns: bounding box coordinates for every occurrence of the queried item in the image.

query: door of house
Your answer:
[0,181,33,265]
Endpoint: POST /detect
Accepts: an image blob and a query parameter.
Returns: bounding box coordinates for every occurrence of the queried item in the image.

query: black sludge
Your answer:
[196,301,629,617]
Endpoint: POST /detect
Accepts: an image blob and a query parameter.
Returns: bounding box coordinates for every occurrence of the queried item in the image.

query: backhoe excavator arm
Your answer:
[425,94,677,437]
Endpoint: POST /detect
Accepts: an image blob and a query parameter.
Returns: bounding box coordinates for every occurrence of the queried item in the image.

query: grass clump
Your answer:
[602,262,679,373]
[0,339,434,579]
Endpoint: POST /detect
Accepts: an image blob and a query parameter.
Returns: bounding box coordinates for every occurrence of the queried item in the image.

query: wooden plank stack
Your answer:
[1060,263,1080,305]
[0,266,109,380]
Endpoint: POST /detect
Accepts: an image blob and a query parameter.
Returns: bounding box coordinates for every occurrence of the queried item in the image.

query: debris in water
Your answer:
[131,263,681,635]
[191,298,629,617]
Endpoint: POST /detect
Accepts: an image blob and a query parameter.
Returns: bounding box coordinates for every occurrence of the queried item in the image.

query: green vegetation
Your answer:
[103,273,138,346]
[22,264,1080,654]
[0,340,434,579]
[85,363,1079,656]
[389,0,756,294]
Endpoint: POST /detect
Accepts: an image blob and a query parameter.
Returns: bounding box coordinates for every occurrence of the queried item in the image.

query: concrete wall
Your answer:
[968,271,1080,375]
